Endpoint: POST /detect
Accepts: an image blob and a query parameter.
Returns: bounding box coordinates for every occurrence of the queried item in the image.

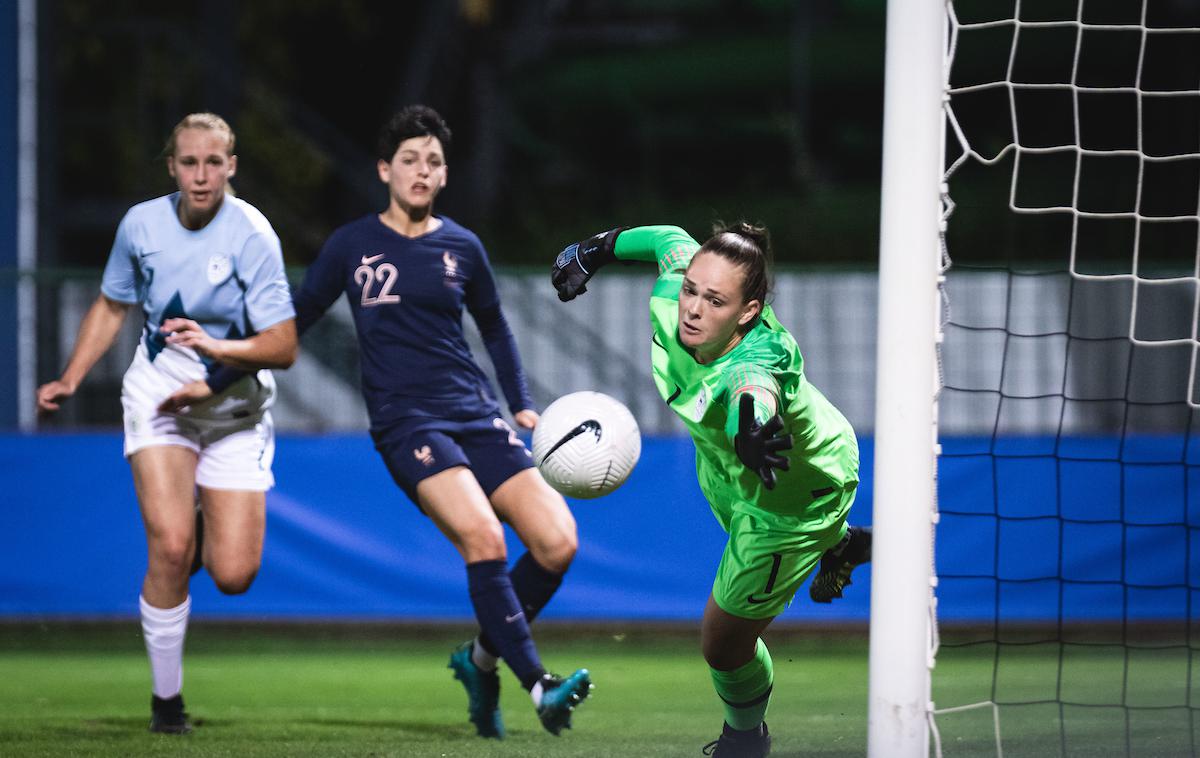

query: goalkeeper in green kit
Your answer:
[551,223,871,758]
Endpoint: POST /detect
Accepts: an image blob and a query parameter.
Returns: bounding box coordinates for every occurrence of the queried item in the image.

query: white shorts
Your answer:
[122,408,276,491]
[121,344,276,492]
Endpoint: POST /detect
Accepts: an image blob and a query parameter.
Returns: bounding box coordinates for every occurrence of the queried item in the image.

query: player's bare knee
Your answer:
[209,564,258,595]
[532,494,579,569]
[531,528,577,573]
[702,639,740,671]
[701,636,722,668]
[459,520,507,562]
[702,631,759,671]
[148,535,194,578]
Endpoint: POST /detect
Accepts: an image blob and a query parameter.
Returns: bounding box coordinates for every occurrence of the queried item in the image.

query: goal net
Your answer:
[933,1,1200,755]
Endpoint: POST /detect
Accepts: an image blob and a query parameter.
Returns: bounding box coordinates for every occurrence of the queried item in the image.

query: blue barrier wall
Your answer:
[1,433,1191,621]
[1,433,872,621]
[937,436,1198,623]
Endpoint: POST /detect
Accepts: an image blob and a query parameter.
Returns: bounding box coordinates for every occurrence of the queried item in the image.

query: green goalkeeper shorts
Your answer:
[711,487,855,619]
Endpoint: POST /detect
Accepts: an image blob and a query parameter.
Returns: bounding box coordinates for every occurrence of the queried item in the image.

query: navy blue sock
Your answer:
[467,559,545,690]
[478,552,565,659]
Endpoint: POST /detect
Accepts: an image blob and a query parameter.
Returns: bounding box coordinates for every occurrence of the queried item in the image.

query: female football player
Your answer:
[551,222,872,757]
[36,113,297,734]
[183,105,591,739]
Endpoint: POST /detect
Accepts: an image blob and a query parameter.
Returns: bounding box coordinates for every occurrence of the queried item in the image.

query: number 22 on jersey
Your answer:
[355,254,401,307]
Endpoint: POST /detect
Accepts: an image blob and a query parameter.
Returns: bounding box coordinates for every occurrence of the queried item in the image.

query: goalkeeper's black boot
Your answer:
[149,693,193,734]
[702,721,771,757]
[809,525,872,603]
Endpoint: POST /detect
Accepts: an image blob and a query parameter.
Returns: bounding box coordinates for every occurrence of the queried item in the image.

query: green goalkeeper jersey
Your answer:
[614,225,859,532]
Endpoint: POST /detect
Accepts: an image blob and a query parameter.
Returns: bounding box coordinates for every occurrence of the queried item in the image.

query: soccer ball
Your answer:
[532,391,642,499]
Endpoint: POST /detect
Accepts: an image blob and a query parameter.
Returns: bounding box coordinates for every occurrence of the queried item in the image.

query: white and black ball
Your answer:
[532,391,642,499]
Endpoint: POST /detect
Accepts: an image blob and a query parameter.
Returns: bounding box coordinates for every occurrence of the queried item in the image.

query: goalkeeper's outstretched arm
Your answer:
[551,225,699,301]
[550,228,625,301]
[614,225,700,276]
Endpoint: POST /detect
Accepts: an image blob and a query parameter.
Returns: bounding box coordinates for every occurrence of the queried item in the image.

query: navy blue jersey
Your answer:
[294,214,533,429]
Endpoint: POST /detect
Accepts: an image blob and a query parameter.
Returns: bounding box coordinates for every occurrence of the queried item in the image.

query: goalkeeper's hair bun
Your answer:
[699,220,774,311]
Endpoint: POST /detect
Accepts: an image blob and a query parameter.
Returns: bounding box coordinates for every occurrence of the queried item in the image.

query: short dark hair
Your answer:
[696,220,774,328]
[376,105,452,162]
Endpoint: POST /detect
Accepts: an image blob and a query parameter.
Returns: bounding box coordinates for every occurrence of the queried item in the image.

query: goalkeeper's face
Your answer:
[678,252,763,363]
[377,135,447,216]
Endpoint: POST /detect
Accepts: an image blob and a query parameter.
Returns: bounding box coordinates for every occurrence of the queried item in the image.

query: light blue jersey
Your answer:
[102,192,294,365]
[102,192,294,420]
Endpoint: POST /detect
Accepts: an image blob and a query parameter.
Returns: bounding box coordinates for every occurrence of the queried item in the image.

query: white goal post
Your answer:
[868,1,945,757]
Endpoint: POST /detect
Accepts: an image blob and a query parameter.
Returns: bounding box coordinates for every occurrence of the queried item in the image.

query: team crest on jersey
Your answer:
[413,445,435,467]
[442,251,462,287]
[206,254,233,284]
[694,386,708,420]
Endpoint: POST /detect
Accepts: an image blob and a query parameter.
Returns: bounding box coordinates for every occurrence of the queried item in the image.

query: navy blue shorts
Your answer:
[371,414,535,509]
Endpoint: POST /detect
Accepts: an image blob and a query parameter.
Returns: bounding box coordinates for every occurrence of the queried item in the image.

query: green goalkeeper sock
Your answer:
[709,638,774,731]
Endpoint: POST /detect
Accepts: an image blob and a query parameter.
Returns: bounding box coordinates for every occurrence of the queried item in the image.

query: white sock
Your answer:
[530,678,546,707]
[140,594,191,699]
[471,637,499,673]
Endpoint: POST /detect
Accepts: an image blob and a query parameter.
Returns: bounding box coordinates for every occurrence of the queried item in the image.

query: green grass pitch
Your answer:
[4,623,1192,757]
[0,622,869,758]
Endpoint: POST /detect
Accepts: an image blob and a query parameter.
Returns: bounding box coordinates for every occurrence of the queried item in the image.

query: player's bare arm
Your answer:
[37,294,132,415]
[161,317,297,370]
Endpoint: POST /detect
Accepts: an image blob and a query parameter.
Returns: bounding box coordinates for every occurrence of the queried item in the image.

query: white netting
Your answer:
[934,1,1200,755]
[944,1,1200,406]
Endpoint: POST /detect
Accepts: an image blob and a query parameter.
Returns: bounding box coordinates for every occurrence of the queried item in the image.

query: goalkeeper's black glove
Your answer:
[734,393,793,490]
[551,227,627,302]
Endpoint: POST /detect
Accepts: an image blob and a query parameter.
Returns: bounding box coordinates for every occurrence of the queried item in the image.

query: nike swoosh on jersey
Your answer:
[361,253,385,265]
[504,611,525,623]
[745,593,773,604]
[138,250,163,259]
